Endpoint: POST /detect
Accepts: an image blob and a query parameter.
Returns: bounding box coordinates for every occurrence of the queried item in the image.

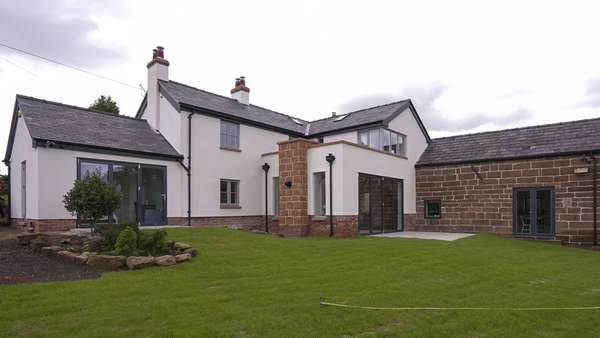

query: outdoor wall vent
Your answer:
[574,167,590,174]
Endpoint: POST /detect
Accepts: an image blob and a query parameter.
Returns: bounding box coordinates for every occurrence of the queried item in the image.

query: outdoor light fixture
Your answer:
[285,179,293,188]
[262,163,270,233]
[325,153,336,237]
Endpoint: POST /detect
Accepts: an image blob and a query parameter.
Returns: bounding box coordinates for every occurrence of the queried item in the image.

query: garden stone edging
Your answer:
[21,234,197,271]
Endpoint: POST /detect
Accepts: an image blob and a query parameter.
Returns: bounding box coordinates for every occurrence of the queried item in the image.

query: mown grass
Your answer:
[2,227,600,337]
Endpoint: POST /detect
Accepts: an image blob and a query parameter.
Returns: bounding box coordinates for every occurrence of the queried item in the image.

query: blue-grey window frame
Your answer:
[75,158,167,227]
[220,119,240,150]
[512,187,555,236]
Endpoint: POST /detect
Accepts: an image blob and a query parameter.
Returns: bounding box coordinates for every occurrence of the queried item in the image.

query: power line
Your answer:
[0,55,38,77]
[0,42,141,91]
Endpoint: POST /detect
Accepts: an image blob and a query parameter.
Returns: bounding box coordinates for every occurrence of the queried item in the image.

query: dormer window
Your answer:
[358,127,406,156]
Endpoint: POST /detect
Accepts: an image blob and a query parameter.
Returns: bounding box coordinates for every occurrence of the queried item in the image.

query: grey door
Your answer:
[513,188,554,235]
[140,166,166,225]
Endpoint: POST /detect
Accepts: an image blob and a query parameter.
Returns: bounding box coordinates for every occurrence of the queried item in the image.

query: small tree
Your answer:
[89,95,120,114]
[63,172,122,232]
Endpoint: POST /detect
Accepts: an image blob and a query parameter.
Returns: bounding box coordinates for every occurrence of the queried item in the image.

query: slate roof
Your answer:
[417,117,600,166]
[158,80,308,135]
[308,100,411,135]
[157,80,421,138]
[11,95,182,160]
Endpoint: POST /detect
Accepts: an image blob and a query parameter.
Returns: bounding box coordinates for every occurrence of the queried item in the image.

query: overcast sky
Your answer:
[1,0,600,174]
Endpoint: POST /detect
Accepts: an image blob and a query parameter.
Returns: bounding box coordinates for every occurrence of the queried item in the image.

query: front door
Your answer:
[513,188,554,236]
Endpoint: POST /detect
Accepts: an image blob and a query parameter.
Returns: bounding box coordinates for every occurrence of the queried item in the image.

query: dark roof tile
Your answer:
[16,95,181,159]
[417,118,600,166]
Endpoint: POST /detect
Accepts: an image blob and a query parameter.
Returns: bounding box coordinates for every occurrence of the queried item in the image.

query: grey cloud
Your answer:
[0,0,126,68]
[578,77,600,108]
[337,82,533,133]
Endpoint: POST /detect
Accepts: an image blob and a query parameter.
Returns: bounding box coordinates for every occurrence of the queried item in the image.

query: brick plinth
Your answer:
[308,215,359,237]
[12,218,76,232]
[415,155,600,245]
[277,138,318,234]
[168,215,279,231]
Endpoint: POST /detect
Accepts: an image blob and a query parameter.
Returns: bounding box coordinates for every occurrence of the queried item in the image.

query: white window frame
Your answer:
[313,172,326,216]
[358,127,407,156]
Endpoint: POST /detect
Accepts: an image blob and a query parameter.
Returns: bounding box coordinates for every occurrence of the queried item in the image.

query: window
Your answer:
[220,179,240,206]
[334,114,349,121]
[425,200,441,218]
[220,120,240,150]
[313,172,326,216]
[358,128,406,156]
[273,177,279,216]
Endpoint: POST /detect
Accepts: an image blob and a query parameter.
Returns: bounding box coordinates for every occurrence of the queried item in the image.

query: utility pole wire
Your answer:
[0,55,38,77]
[0,42,141,91]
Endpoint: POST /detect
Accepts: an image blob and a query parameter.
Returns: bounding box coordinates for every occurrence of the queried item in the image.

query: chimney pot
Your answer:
[156,46,164,58]
[231,76,250,105]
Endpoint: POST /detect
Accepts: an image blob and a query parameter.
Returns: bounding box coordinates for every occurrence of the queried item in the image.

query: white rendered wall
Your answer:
[157,94,182,152]
[185,113,289,217]
[386,108,430,214]
[307,143,345,216]
[260,152,279,216]
[36,148,183,220]
[323,130,356,143]
[9,116,38,219]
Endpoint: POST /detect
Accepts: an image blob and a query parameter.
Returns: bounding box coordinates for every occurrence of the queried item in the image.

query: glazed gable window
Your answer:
[220,120,240,150]
[358,128,406,156]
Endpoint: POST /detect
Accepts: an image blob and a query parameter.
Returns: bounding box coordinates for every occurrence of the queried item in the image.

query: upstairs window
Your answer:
[220,120,240,150]
[358,128,406,156]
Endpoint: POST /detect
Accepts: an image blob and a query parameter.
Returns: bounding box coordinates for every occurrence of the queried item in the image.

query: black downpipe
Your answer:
[262,163,270,232]
[187,113,192,227]
[593,156,598,246]
[3,161,10,225]
[326,153,336,237]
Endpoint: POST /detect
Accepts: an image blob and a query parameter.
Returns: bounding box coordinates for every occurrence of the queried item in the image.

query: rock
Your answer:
[155,255,176,266]
[57,250,87,264]
[173,242,191,250]
[126,256,155,269]
[40,246,62,257]
[183,247,198,257]
[30,237,50,252]
[175,253,192,263]
[17,234,42,246]
[87,255,126,270]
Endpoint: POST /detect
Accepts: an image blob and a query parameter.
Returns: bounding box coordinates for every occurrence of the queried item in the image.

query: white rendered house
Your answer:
[3,47,431,235]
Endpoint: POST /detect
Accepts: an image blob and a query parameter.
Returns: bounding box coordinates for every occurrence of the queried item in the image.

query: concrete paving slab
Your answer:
[370,231,475,241]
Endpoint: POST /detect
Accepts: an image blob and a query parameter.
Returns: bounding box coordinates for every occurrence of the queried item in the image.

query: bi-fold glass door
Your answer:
[513,188,554,236]
[77,159,167,227]
[358,173,404,235]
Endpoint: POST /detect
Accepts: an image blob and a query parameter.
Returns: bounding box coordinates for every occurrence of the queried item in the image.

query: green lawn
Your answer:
[2,228,600,337]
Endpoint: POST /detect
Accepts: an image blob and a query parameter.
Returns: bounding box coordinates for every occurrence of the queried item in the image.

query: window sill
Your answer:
[310,215,328,221]
[425,216,441,219]
[220,147,241,152]
[220,204,241,209]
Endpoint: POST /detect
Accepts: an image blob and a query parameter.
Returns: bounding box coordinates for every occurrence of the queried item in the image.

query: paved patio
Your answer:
[370,231,475,241]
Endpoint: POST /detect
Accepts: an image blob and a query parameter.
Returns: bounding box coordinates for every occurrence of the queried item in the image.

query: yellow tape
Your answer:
[320,300,600,311]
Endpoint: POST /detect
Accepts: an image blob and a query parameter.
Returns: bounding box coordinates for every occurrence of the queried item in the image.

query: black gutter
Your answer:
[33,139,183,162]
[416,150,600,168]
[262,163,270,232]
[180,103,306,138]
[326,153,336,237]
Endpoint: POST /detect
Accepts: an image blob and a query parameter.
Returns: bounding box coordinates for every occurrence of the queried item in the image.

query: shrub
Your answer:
[114,226,138,256]
[138,230,167,256]
[97,222,139,251]
[62,172,122,232]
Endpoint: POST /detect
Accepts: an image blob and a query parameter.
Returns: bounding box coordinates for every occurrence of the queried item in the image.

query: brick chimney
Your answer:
[147,46,169,129]
[231,76,250,105]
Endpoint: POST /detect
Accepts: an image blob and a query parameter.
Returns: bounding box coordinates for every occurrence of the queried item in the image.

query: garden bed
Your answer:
[0,238,106,284]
